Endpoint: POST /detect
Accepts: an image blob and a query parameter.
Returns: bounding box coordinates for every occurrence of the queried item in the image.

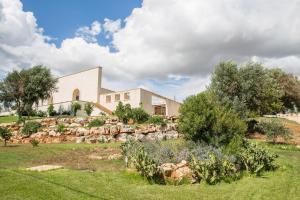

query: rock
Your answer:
[98,135,108,143]
[88,155,103,160]
[86,137,97,144]
[76,127,89,136]
[49,130,61,137]
[76,136,85,143]
[108,153,122,160]
[70,123,81,127]
[30,131,47,138]
[160,163,176,177]
[26,165,63,172]
[121,125,135,133]
[115,133,128,142]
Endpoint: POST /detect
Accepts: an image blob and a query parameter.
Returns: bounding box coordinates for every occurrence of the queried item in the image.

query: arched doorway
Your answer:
[72,89,80,101]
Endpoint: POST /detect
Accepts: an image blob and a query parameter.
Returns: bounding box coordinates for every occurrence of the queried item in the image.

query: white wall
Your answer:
[53,67,102,104]
[99,89,142,112]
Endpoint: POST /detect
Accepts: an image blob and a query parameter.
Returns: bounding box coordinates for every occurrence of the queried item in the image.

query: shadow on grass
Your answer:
[0,144,21,148]
[12,169,109,200]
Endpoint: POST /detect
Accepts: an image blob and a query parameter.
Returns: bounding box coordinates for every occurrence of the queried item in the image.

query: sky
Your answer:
[0,0,300,101]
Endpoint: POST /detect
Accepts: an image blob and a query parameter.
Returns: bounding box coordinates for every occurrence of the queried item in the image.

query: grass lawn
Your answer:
[0,116,44,124]
[0,141,299,200]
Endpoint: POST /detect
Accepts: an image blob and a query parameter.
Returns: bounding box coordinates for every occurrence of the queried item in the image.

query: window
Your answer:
[106,95,111,103]
[115,94,120,102]
[124,92,130,100]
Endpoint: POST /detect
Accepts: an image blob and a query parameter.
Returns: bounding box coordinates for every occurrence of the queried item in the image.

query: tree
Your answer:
[84,102,94,116]
[47,104,56,116]
[0,66,57,119]
[178,92,246,147]
[269,68,300,112]
[71,102,81,116]
[0,127,12,146]
[210,61,283,117]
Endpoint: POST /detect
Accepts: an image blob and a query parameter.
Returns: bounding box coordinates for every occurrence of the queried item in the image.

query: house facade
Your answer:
[37,67,181,116]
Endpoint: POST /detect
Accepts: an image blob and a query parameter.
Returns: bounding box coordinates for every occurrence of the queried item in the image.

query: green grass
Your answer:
[0,142,299,200]
[0,116,45,124]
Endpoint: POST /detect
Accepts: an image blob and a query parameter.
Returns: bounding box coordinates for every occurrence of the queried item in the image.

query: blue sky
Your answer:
[21,0,142,46]
[1,0,299,101]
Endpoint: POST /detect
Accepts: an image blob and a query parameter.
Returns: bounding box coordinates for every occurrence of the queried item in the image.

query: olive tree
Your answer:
[0,66,57,119]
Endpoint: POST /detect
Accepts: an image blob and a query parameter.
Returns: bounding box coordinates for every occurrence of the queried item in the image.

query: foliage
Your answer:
[178,92,246,146]
[36,110,46,117]
[88,118,105,127]
[255,119,292,143]
[56,124,66,133]
[131,107,150,124]
[29,139,39,147]
[190,152,237,184]
[22,121,41,136]
[47,104,57,116]
[147,116,166,126]
[84,102,94,116]
[210,61,283,117]
[115,102,132,124]
[71,101,81,116]
[0,66,57,119]
[237,141,278,175]
[0,127,12,146]
[269,68,300,111]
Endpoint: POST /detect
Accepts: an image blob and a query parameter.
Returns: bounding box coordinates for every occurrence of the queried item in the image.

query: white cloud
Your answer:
[103,18,121,39]
[75,21,101,43]
[0,0,300,101]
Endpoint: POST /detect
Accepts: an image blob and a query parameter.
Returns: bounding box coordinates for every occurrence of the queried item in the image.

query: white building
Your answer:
[37,67,181,116]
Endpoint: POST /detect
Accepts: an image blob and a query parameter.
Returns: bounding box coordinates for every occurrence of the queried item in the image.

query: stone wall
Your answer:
[1,117,180,144]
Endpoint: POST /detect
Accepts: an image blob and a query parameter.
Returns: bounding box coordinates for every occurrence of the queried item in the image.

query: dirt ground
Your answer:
[248,119,300,146]
[31,147,123,171]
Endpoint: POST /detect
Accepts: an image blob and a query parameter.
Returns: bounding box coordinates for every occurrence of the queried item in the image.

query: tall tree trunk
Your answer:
[4,139,7,147]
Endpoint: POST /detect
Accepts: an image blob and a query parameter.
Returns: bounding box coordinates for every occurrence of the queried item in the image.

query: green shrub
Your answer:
[84,102,94,116]
[178,92,246,147]
[147,116,166,126]
[255,119,292,143]
[131,107,150,124]
[88,118,105,127]
[71,102,82,116]
[30,139,39,147]
[56,124,66,133]
[47,104,57,116]
[36,110,46,117]
[0,127,12,146]
[22,121,41,136]
[237,141,278,175]
[115,102,132,124]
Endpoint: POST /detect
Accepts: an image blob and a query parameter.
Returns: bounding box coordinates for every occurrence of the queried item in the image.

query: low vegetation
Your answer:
[255,119,292,143]
[71,102,82,116]
[0,127,12,146]
[147,115,166,126]
[56,124,66,133]
[88,118,105,128]
[84,102,94,116]
[22,121,41,136]
[29,139,39,147]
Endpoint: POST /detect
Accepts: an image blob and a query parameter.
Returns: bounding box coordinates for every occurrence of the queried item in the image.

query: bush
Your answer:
[131,107,150,124]
[88,118,105,127]
[0,127,12,146]
[115,102,132,124]
[237,141,278,175]
[255,119,292,143]
[22,121,41,136]
[71,102,82,116]
[147,116,166,126]
[84,102,94,116]
[47,104,57,116]
[178,92,246,147]
[30,139,39,147]
[36,110,46,117]
[190,152,238,184]
[56,124,65,133]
